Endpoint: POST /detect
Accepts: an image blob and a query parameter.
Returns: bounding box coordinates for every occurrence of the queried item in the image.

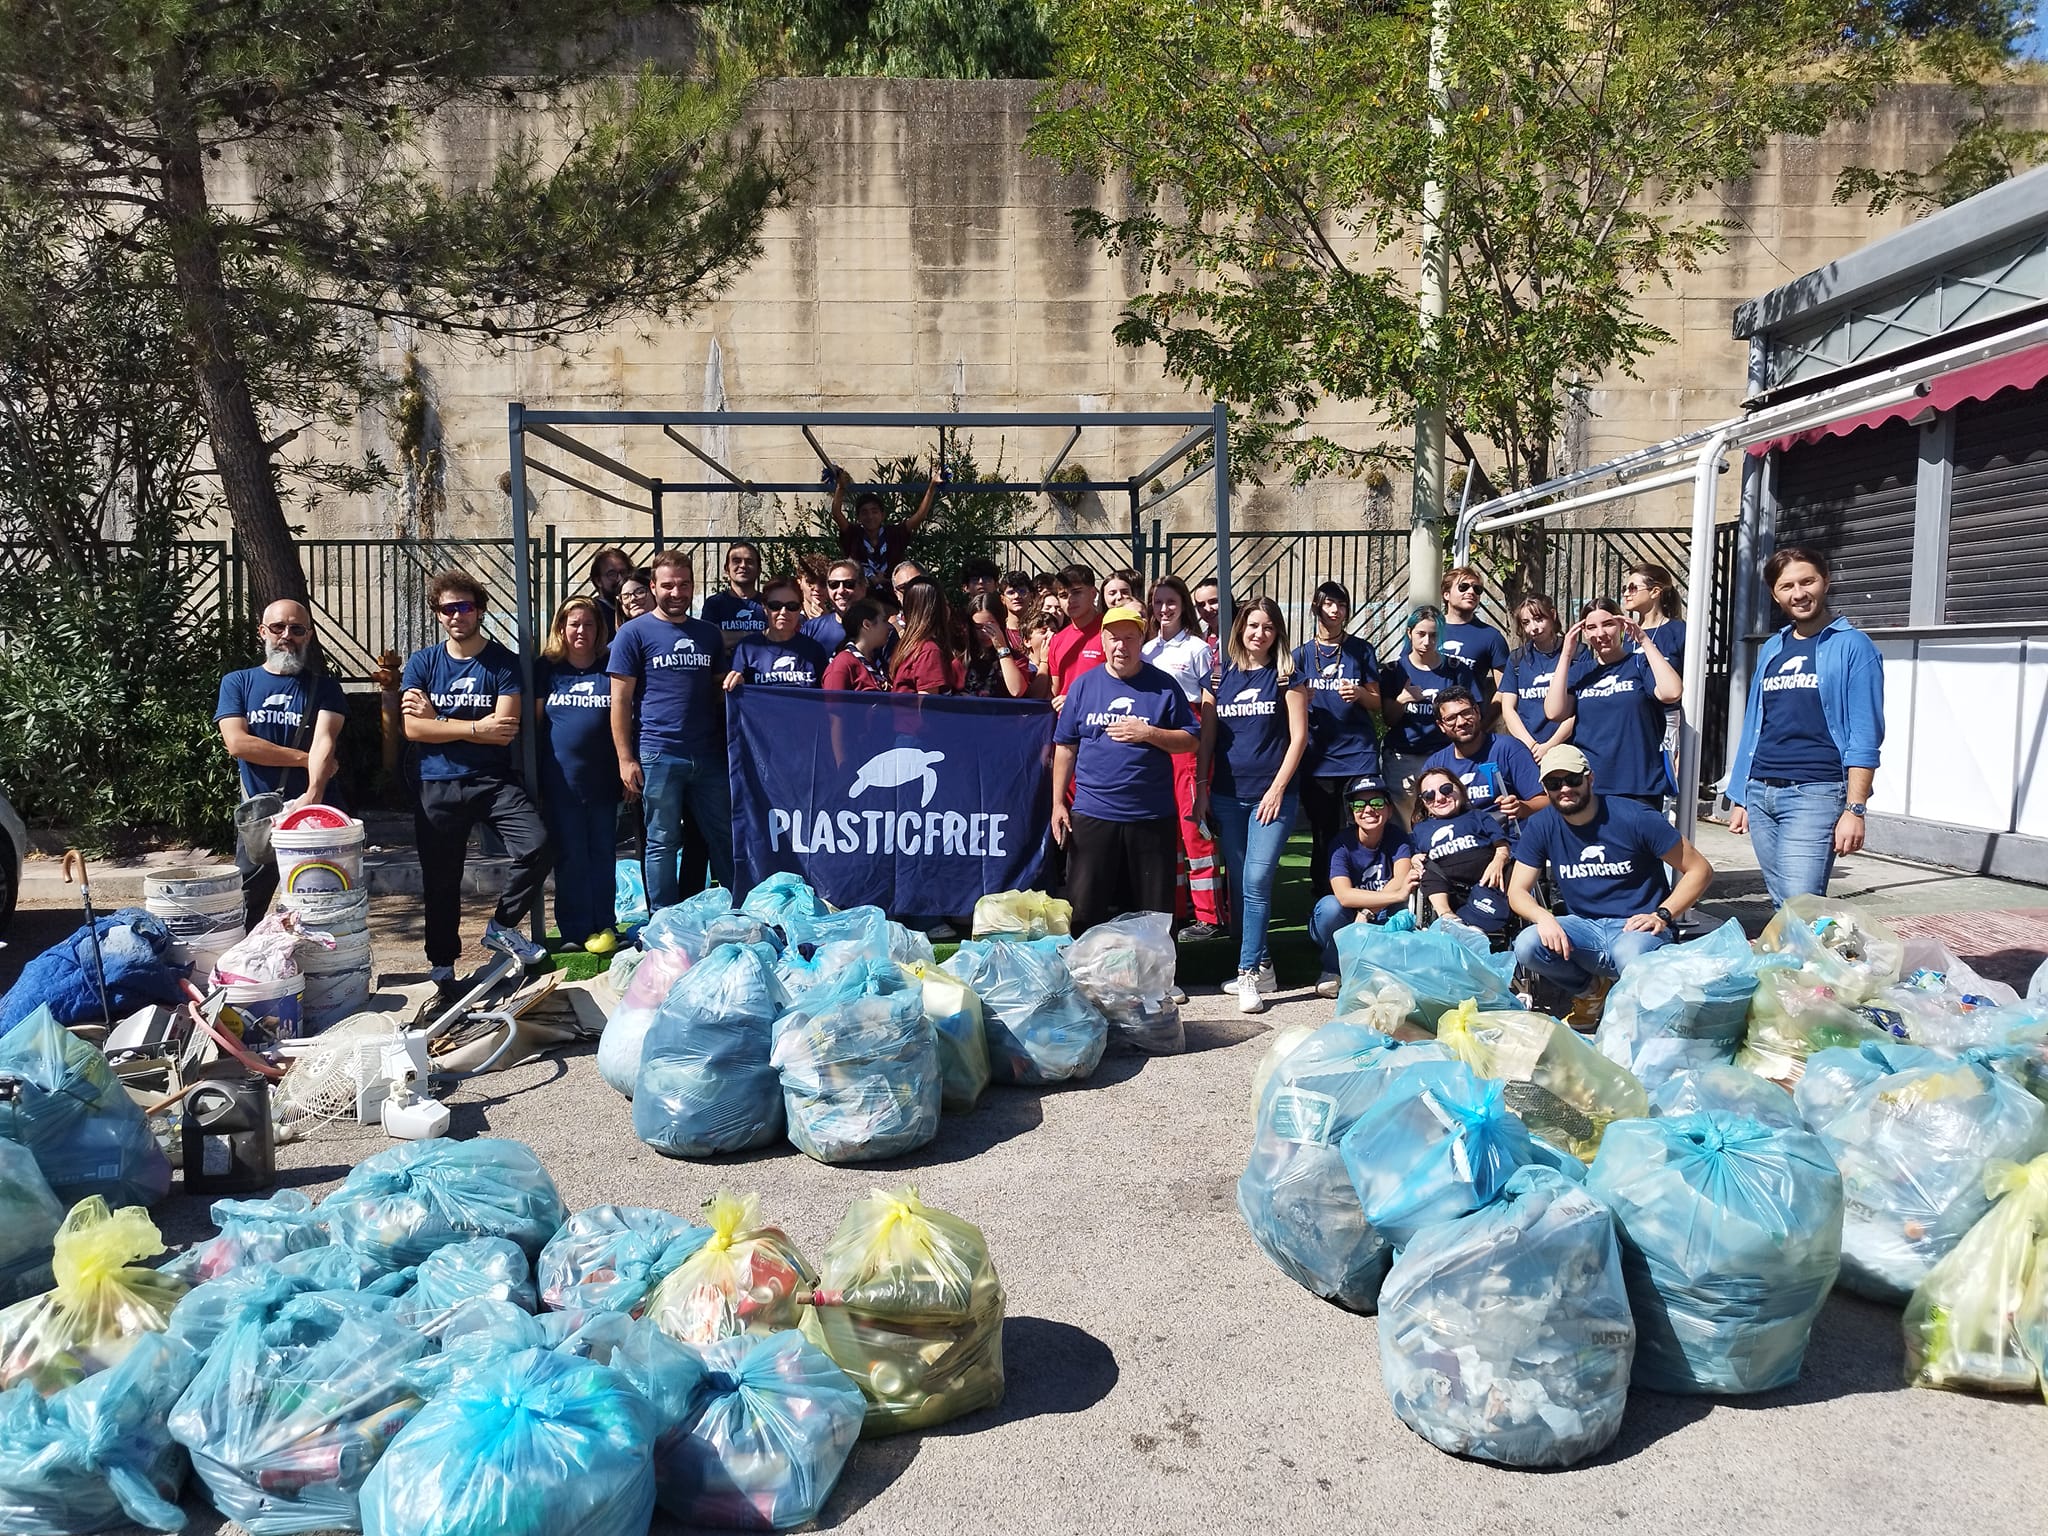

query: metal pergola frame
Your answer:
[504,402,1235,808]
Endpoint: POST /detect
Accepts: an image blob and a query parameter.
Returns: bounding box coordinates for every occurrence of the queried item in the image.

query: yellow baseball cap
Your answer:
[1100,604,1147,630]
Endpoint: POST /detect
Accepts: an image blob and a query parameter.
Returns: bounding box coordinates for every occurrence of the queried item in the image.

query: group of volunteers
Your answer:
[212,489,1882,1021]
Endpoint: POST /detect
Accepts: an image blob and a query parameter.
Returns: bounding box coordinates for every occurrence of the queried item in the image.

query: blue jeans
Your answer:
[1745,778,1847,908]
[1512,915,1672,995]
[1309,895,1370,974]
[643,751,734,908]
[1211,791,1298,972]
[543,779,620,941]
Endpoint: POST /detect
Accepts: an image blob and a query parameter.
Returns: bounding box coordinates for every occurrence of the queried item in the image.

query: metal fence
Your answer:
[0,540,234,632]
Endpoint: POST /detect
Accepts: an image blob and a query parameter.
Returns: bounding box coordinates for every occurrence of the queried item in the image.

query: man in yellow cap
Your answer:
[1051,604,1198,935]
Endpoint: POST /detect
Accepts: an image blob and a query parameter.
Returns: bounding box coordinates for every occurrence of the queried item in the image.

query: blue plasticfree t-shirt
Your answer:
[401,640,524,781]
[1436,620,1508,690]
[1380,653,1477,757]
[701,590,767,645]
[1331,833,1412,924]
[607,613,727,760]
[1209,662,1301,797]
[1567,650,1672,797]
[1749,631,1844,783]
[1500,644,1568,747]
[1292,635,1381,778]
[1633,617,1687,671]
[801,611,848,655]
[1414,809,1507,873]
[1422,733,1543,819]
[730,633,828,689]
[1054,661,1197,823]
[538,653,619,802]
[214,666,348,799]
[1516,796,1679,920]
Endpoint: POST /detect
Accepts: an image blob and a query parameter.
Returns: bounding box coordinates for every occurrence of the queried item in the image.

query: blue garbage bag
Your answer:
[614,859,649,930]
[169,1246,406,1359]
[395,1238,537,1338]
[0,1330,198,1535]
[1793,1041,1945,1130]
[1236,1024,1427,1310]
[772,979,940,1164]
[1594,920,1765,1087]
[164,1189,329,1285]
[537,1206,710,1315]
[1587,1111,1843,1394]
[943,938,1107,1086]
[0,910,183,1038]
[1801,1049,2047,1302]
[636,1328,865,1531]
[1338,1058,1535,1247]
[1378,1167,1634,1468]
[780,903,889,955]
[1333,921,1518,1030]
[405,1301,638,1401]
[360,1347,656,1536]
[169,1291,431,1534]
[320,1137,567,1270]
[0,1006,171,1210]
[740,873,824,935]
[642,890,773,959]
[0,1140,63,1307]
[1649,1065,1801,1130]
[635,943,789,1158]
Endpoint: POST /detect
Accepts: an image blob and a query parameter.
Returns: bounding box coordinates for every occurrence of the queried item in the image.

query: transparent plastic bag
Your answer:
[169,1245,403,1359]
[633,942,788,1158]
[1755,895,1904,1002]
[168,1291,431,1535]
[645,1329,865,1531]
[1378,1166,1633,1468]
[943,938,1107,1086]
[1793,1042,1945,1129]
[0,1006,171,1211]
[780,903,889,955]
[800,1188,1005,1435]
[536,1205,710,1315]
[395,1238,537,1338]
[643,1192,813,1347]
[0,1330,198,1535]
[740,873,825,934]
[773,983,941,1165]
[1248,1023,1320,1120]
[1738,963,1908,1086]
[0,1200,185,1395]
[320,1136,567,1269]
[1903,1153,2048,1397]
[1594,920,1764,1087]
[1802,1051,2047,1302]
[359,1346,657,1536]
[163,1189,327,1286]
[900,962,990,1111]
[971,889,1072,941]
[1339,1058,1535,1247]
[1649,1065,1800,1130]
[0,1140,63,1306]
[597,944,691,1099]
[1437,1001,1647,1161]
[1587,1111,1842,1394]
[614,858,650,929]
[1065,912,1183,1054]
[1333,922,1517,1031]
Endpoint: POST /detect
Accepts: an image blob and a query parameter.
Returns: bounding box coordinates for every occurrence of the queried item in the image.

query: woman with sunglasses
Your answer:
[1197,597,1309,1013]
[536,597,620,952]
[1498,594,1574,763]
[1410,766,1515,943]
[1144,576,1226,939]
[1380,605,1478,816]
[1307,776,1417,996]
[1544,598,1682,807]
[724,575,827,690]
[890,579,963,694]
[1292,580,1383,906]
[1622,561,1687,670]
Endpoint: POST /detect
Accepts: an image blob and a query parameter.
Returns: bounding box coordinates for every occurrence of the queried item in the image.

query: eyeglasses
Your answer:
[1543,771,1588,790]
[1350,796,1389,810]
[1452,581,1481,593]
[1438,711,1478,728]
[437,601,477,617]
[827,579,860,590]
[1420,783,1461,802]
[763,599,801,613]
[263,623,308,638]
[1622,580,1651,593]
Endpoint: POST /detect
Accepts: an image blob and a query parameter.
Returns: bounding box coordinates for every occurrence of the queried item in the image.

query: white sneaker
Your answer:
[1236,970,1267,1014]
[1167,985,1187,1005]
[483,919,548,968]
[923,920,959,942]
[1316,972,1341,999]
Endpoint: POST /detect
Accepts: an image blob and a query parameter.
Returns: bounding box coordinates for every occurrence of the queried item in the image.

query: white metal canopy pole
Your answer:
[1408,0,1451,608]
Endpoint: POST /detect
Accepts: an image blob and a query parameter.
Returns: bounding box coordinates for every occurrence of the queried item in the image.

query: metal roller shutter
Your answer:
[1772,419,1918,628]
[1946,384,2048,624]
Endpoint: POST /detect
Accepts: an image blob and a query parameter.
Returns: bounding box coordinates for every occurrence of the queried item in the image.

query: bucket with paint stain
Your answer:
[271,817,366,895]
[217,972,306,1042]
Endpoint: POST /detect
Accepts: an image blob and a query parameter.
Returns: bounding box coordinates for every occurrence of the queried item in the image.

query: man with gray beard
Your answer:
[215,599,348,927]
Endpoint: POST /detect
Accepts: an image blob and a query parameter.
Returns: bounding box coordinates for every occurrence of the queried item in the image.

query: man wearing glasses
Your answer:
[801,559,869,655]
[400,570,552,991]
[215,599,349,929]
[1421,686,1546,833]
[1435,565,1508,701]
[700,541,768,655]
[1506,744,1714,1025]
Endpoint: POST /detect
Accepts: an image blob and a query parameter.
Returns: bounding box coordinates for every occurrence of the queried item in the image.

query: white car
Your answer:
[0,787,22,936]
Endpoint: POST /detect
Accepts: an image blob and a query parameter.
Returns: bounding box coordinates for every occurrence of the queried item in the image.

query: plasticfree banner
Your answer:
[727,689,1054,916]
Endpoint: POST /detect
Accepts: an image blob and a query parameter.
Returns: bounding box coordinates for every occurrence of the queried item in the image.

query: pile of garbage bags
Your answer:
[0,1006,171,1212]
[1333,921,1517,1032]
[943,938,1108,1086]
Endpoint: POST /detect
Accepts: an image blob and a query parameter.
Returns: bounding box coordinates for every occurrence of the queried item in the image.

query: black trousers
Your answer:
[1298,774,1354,904]
[1066,813,1179,936]
[415,775,552,968]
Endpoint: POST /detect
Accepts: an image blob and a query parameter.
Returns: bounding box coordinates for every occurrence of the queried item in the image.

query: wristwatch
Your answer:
[994,645,1014,658]
[1847,802,1867,817]
[1653,905,1675,927]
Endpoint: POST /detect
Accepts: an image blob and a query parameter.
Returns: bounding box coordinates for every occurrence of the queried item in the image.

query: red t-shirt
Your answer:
[1048,619,1105,697]
[823,648,890,692]
[891,639,963,695]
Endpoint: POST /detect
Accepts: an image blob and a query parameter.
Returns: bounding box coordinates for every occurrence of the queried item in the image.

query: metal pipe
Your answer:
[1041,425,1082,490]
[526,455,649,513]
[524,421,655,489]
[800,424,834,468]
[662,424,753,489]
[1676,428,1735,847]
[655,479,1141,496]
[1457,467,1698,559]
[1212,401,1235,639]
[506,404,543,945]
[1130,424,1215,489]
[1137,459,1209,514]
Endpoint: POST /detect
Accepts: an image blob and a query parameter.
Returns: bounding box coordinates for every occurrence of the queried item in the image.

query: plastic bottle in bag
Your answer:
[163,1188,328,1286]
[1436,1001,1647,1161]
[1902,1153,2048,1397]
[0,1199,186,1395]
[536,1205,710,1316]
[634,943,788,1158]
[642,1191,813,1347]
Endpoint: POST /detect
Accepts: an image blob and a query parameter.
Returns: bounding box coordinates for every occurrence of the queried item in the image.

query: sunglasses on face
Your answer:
[1453,581,1481,593]
[827,579,859,590]
[763,599,801,613]
[437,601,477,617]
[1421,783,1461,801]
[1543,771,1588,790]
[1350,796,1389,810]
[263,623,308,638]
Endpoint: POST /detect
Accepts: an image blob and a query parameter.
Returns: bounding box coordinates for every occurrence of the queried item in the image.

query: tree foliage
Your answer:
[1028,0,2017,497]
[712,0,1056,78]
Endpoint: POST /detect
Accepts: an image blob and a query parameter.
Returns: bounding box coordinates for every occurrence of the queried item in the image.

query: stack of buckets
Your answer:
[144,864,245,980]
[272,808,373,1031]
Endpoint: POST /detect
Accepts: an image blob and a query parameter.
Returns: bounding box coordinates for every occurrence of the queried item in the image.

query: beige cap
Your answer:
[1540,744,1591,777]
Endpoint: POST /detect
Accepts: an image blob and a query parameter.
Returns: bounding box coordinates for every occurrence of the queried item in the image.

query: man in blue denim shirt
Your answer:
[1722,547,1884,906]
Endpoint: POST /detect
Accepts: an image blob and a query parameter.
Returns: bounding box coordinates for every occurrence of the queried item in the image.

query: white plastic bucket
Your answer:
[272,820,366,895]
[282,886,370,937]
[299,930,373,1032]
[217,973,306,1041]
[144,863,241,903]
[145,866,245,967]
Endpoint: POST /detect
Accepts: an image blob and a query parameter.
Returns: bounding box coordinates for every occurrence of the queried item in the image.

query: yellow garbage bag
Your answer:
[899,962,991,1111]
[0,1198,186,1394]
[970,890,1071,942]
[1437,1001,1648,1161]
[801,1187,1005,1436]
[643,1190,812,1346]
[1903,1154,2048,1399]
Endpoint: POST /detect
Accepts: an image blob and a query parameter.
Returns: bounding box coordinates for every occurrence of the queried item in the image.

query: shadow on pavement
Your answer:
[982,1316,1120,1425]
[1182,1015,1274,1055]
